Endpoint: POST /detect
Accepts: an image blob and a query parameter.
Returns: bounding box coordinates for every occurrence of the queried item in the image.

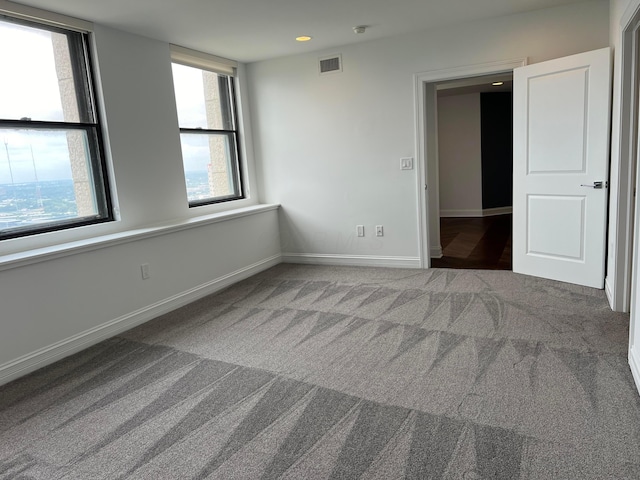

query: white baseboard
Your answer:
[430,246,443,258]
[630,347,640,397]
[482,207,513,217]
[0,253,283,387]
[440,207,513,218]
[440,209,482,217]
[281,253,421,268]
[605,276,614,310]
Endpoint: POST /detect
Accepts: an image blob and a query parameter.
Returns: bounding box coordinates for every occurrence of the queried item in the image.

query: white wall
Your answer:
[0,212,280,378]
[247,0,609,267]
[437,93,483,216]
[0,24,281,384]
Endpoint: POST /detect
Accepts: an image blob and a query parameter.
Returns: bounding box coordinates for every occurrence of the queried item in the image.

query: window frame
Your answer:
[0,15,113,241]
[171,50,245,207]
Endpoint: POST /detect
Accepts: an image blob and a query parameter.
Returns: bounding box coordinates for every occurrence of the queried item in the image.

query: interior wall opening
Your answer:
[429,73,514,270]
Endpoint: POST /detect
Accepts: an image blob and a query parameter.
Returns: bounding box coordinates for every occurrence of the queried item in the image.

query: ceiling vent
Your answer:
[319,54,342,75]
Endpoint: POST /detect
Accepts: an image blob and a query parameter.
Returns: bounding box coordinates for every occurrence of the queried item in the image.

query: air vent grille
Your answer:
[319,54,342,75]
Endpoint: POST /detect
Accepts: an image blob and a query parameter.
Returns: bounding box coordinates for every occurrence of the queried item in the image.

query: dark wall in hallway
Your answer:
[481,92,513,209]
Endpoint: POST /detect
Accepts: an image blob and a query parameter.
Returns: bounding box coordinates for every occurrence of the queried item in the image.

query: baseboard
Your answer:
[430,246,443,258]
[440,207,513,218]
[605,276,615,311]
[0,253,283,387]
[629,347,640,397]
[440,209,483,217]
[281,253,421,268]
[482,207,513,217]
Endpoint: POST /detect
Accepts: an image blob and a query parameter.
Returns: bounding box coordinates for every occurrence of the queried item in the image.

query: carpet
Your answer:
[1,264,639,479]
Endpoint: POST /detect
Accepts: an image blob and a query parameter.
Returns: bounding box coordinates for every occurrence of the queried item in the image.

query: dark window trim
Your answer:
[0,120,100,129]
[229,77,245,204]
[179,129,243,205]
[179,127,238,135]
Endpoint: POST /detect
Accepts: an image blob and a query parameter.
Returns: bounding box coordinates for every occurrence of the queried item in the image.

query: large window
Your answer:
[171,56,243,206]
[0,16,111,240]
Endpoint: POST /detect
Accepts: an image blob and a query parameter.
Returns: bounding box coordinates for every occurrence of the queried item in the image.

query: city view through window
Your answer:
[0,18,109,239]
[1,129,94,230]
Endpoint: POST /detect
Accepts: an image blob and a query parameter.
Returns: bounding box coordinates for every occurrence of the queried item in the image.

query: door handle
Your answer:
[580,181,606,189]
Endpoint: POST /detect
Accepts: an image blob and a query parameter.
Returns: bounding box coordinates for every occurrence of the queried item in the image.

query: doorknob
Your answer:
[580,181,606,189]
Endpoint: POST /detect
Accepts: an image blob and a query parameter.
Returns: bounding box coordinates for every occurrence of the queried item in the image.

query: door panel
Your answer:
[513,48,611,288]
[528,68,589,174]
[527,195,585,260]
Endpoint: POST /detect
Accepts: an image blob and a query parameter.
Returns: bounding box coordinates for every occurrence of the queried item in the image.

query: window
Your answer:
[171,51,243,206]
[0,16,111,240]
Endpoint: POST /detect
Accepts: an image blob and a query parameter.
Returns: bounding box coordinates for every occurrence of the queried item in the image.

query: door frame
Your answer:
[611,1,640,315]
[620,0,640,393]
[413,58,527,268]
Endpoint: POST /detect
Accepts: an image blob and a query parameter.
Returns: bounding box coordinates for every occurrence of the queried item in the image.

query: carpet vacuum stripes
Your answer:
[1,264,639,479]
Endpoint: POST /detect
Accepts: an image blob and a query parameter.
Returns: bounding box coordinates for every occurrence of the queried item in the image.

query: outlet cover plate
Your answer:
[400,157,414,170]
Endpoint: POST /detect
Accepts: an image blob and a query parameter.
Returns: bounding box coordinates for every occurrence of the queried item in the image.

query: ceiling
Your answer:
[12,0,594,63]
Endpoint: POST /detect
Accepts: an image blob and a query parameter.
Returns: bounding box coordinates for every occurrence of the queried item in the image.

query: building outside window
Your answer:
[0,15,112,240]
[171,48,244,206]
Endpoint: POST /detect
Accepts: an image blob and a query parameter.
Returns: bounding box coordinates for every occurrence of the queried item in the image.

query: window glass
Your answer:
[0,17,111,240]
[0,22,79,122]
[172,64,207,128]
[179,132,239,202]
[172,61,242,205]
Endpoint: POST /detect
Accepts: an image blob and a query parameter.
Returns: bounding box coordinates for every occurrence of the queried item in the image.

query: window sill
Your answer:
[0,204,279,272]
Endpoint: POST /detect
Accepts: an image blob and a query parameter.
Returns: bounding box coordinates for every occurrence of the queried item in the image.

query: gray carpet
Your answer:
[1,264,639,479]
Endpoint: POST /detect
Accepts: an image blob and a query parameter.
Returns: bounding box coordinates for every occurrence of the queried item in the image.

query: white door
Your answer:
[513,48,612,289]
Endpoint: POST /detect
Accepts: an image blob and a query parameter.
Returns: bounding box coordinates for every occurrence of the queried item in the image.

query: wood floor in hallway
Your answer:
[430,214,512,270]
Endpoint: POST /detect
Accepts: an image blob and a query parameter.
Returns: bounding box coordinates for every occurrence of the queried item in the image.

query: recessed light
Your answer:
[492,81,504,86]
[296,36,312,42]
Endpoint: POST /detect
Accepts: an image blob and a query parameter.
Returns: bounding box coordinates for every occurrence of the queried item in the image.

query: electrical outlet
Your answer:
[141,263,150,279]
[376,225,384,237]
[400,157,414,170]
[356,225,365,237]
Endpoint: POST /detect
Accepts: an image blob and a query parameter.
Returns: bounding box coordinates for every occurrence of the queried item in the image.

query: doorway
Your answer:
[430,74,513,270]
[416,53,612,287]
[413,58,526,270]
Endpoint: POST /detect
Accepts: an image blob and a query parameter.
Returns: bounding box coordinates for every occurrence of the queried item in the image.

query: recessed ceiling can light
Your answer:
[492,81,504,86]
[353,25,367,34]
[296,36,312,42]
